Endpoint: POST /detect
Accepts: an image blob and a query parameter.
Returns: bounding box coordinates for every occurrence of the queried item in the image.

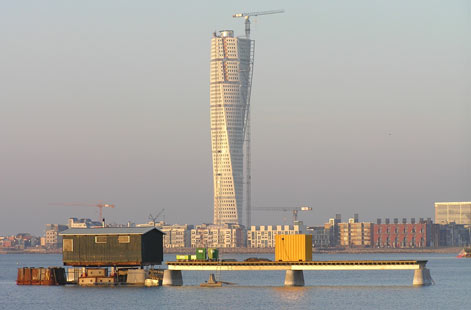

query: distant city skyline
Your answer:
[1,1,470,235]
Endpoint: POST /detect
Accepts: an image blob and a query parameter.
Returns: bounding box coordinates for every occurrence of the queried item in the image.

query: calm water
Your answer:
[1,253,471,309]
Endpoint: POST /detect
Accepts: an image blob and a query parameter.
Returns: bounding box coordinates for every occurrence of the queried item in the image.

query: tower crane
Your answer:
[50,202,115,222]
[148,208,165,226]
[232,9,284,229]
[253,206,312,224]
[233,9,284,38]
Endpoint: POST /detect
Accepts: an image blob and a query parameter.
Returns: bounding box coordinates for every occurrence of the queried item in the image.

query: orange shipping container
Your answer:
[275,234,312,262]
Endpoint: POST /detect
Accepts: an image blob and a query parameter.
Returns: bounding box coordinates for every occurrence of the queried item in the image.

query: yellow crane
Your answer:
[233,9,284,38]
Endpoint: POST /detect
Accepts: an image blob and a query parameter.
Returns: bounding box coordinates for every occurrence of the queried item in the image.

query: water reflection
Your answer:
[271,286,309,301]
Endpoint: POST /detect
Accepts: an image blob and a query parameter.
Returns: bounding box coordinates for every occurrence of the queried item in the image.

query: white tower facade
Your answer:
[210,30,253,225]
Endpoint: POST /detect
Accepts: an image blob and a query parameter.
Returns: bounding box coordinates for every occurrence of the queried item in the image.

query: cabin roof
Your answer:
[60,227,164,236]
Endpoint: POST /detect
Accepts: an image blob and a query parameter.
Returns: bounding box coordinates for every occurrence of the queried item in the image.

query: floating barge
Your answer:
[17,227,165,286]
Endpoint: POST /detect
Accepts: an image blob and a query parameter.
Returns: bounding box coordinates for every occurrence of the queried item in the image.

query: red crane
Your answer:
[50,202,115,221]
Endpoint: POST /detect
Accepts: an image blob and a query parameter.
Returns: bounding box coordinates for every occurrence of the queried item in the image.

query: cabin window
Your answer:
[95,236,107,243]
[63,239,73,251]
[118,235,130,243]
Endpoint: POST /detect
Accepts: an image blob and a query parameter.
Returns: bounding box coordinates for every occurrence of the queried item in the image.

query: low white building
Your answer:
[157,223,193,248]
[191,224,246,248]
[45,224,68,248]
[68,218,102,228]
[247,223,306,248]
[137,221,193,248]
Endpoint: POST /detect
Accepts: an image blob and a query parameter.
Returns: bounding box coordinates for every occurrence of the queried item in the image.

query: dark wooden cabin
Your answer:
[60,227,164,267]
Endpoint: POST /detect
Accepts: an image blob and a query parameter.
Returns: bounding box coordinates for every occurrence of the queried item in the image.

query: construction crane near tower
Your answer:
[148,208,165,226]
[253,206,312,224]
[50,202,115,222]
[233,9,285,38]
[232,9,284,228]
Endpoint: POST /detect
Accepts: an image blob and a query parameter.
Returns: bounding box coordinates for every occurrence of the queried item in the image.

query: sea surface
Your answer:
[1,253,471,309]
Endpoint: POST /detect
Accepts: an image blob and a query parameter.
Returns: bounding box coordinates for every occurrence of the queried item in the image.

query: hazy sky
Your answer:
[1,0,470,235]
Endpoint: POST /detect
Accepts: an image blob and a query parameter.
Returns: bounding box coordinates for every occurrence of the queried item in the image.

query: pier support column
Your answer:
[284,270,305,286]
[162,270,183,286]
[413,268,433,286]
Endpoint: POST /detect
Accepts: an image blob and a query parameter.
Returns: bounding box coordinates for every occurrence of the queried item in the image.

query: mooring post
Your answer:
[162,270,183,286]
[413,267,433,286]
[284,270,305,286]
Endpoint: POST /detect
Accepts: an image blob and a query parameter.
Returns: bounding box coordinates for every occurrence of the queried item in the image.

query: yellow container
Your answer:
[275,234,312,262]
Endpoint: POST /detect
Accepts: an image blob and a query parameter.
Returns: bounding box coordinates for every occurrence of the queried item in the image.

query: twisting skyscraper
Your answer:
[210,30,254,225]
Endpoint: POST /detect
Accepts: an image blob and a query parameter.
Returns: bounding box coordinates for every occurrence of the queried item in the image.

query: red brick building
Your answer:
[373,219,433,248]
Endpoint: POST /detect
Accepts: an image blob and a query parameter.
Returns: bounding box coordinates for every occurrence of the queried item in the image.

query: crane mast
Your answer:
[232,9,284,228]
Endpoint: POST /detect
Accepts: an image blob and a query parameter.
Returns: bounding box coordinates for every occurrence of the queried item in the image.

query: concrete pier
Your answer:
[162,270,183,286]
[284,270,305,286]
[413,267,433,286]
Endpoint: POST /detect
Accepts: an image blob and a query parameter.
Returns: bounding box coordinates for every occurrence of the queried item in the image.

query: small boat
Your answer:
[457,248,471,258]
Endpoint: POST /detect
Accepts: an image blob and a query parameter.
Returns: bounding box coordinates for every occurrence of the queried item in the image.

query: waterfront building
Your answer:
[136,221,193,248]
[373,218,433,248]
[247,223,306,248]
[191,223,245,248]
[68,218,102,228]
[45,224,68,248]
[324,214,342,246]
[156,223,193,248]
[435,202,471,226]
[433,223,471,247]
[210,30,253,226]
[339,215,373,247]
[306,226,331,248]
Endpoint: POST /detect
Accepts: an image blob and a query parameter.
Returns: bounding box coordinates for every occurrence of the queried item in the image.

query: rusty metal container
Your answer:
[31,268,42,285]
[39,268,53,285]
[17,267,66,285]
[17,267,32,285]
[275,234,312,262]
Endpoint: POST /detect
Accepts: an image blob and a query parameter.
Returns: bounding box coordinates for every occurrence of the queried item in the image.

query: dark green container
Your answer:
[208,248,219,261]
[196,248,207,260]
